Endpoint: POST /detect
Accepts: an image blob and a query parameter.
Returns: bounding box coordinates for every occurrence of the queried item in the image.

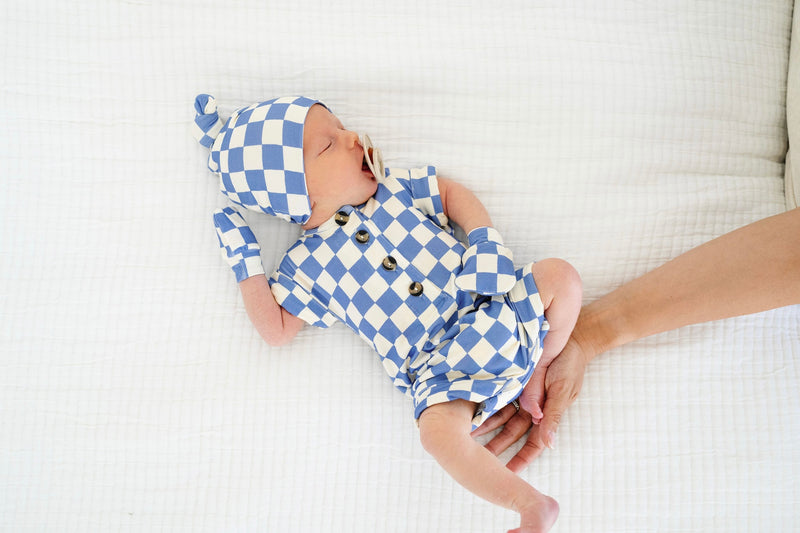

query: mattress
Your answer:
[1,1,797,532]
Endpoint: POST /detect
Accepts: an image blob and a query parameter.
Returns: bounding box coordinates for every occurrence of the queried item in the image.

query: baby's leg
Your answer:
[521,259,582,421]
[418,400,559,533]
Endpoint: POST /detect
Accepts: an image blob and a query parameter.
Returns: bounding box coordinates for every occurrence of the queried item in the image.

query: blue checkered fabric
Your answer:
[455,226,517,296]
[192,94,224,148]
[213,207,265,283]
[193,94,321,225]
[412,264,547,426]
[269,166,549,428]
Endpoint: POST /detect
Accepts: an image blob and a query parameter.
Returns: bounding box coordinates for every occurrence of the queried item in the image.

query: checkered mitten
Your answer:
[455,227,516,296]
[213,207,265,283]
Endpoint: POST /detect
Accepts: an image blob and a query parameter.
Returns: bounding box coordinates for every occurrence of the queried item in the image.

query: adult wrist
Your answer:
[571,302,629,363]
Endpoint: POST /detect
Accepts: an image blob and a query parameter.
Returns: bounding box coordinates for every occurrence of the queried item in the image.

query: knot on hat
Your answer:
[192,94,225,148]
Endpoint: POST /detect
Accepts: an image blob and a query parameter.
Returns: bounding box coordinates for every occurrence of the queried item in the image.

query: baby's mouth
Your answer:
[362,150,374,178]
[359,133,384,180]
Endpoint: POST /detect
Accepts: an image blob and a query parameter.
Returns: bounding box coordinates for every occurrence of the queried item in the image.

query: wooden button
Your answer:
[334,211,349,226]
[408,282,424,296]
[355,230,370,244]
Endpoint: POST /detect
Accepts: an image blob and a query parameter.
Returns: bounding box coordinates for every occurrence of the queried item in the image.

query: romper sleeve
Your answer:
[268,253,338,329]
[392,165,450,228]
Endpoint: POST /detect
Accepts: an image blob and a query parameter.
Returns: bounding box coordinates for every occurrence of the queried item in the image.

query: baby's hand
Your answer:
[455,227,516,296]
[213,207,265,283]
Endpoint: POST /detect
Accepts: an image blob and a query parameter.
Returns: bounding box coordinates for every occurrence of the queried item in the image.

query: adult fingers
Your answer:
[533,339,588,449]
[505,424,548,473]
[504,374,583,472]
[483,409,533,457]
[471,402,516,438]
[536,378,575,450]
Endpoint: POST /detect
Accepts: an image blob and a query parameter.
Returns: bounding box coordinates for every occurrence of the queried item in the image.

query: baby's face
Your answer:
[302,104,378,229]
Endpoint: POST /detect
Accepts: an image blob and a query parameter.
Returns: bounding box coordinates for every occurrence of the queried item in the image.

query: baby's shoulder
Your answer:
[382,165,437,197]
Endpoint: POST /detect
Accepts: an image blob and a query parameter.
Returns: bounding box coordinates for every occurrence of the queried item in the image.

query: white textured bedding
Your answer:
[1,1,798,532]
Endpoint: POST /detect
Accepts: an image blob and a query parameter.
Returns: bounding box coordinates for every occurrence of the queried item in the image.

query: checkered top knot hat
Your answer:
[192,94,322,225]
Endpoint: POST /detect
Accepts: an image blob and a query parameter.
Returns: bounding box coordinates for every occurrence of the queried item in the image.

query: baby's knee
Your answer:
[418,418,447,457]
[532,258,582,302]
[418,400,474,455]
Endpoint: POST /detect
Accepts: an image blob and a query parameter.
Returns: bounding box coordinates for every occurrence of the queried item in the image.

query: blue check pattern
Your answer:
[269,167,549,428]
[213,207,265,283]
[192,94,224,148]
[194,94,320,225]
[456,226,517,295]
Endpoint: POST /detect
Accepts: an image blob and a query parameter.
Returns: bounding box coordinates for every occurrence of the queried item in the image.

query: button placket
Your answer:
[355,220,429,300]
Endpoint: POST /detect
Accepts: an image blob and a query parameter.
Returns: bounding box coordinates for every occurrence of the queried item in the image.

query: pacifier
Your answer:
[359,133,385,182]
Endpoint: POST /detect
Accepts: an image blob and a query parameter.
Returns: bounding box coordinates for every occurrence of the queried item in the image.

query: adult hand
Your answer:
[472,335,591,473]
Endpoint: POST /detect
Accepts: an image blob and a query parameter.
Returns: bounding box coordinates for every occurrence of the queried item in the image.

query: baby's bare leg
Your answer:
[418,400,558,533]
[520,259,582,421]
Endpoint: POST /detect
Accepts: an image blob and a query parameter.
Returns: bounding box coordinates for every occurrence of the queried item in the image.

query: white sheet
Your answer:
[1,1,797,532]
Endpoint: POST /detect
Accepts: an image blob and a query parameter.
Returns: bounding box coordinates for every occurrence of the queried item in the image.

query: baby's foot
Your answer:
[519,368,546,423]
[509,492,559,533]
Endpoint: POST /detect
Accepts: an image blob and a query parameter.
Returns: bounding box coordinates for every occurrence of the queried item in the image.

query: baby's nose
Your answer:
[344,129,360,148]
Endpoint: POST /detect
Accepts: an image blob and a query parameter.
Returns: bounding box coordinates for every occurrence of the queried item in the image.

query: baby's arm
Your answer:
[239,275,304,346]
[439,177,519,296]
[419,400,559,533]
[213,207,304,347]
[437,176,492,233]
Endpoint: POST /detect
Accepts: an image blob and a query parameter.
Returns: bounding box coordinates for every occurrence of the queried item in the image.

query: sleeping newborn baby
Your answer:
[193,94,581,533]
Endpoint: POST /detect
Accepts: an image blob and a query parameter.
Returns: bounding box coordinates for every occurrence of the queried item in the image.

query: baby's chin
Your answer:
[357,178,379,204]
[360,161,379,195]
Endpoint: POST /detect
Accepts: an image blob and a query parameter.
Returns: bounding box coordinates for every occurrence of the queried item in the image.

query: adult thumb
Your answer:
[537,380,572,449]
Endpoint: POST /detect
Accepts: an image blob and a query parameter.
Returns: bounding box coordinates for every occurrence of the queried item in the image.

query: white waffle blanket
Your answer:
[1,2,797,532]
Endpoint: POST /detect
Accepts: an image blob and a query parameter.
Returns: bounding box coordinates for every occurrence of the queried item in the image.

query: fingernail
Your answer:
[546,431,557,449]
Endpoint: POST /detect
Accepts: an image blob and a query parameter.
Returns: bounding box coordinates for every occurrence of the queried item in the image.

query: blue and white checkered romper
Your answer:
[269,166,550,428]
